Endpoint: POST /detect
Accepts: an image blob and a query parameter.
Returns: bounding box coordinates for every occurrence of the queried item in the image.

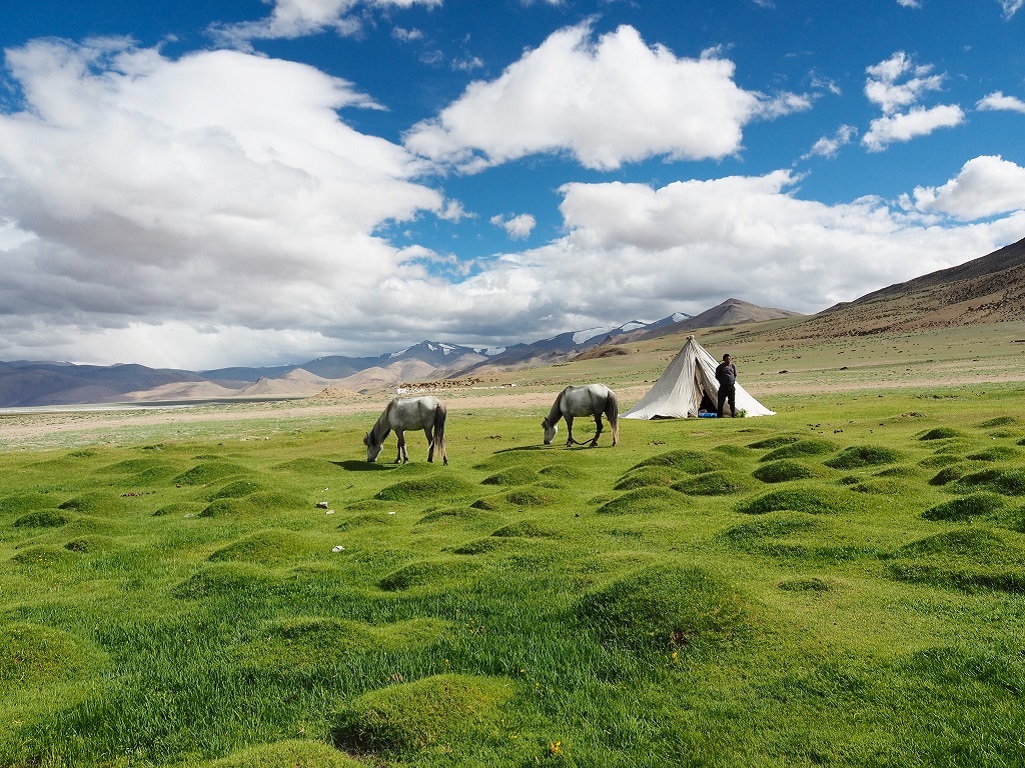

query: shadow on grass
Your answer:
[331,460,400,472]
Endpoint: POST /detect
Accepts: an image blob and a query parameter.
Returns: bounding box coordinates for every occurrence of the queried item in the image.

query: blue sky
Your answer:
[0,0,1023,369]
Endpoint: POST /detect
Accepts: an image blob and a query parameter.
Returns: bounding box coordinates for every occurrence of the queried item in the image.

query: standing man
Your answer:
[715,353,738,418]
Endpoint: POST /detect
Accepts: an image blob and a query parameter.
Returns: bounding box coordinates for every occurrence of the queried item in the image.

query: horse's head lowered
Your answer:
[541,417,557,445]
[363,431,384,462]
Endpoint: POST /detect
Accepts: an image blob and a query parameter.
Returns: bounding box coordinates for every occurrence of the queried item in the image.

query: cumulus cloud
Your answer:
[804,124,857,159]
[977,90,1025,113]
[0,38,448,367]
[212,0,442,46]
[404,23,803,171]
[905,155,1025,220]
[491,213,536,239]
[1000,0,1024,17]
[865,51,945,114]
[862,104,964,151]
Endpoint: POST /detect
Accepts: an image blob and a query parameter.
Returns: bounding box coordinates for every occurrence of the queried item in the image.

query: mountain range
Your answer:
[0,235,1021,408]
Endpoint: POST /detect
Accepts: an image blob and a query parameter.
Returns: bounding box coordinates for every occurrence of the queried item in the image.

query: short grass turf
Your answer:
[2,385,1025,767]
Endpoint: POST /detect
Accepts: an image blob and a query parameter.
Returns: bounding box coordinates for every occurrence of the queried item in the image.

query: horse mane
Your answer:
[370,400,394,444]
[545,389,565,425]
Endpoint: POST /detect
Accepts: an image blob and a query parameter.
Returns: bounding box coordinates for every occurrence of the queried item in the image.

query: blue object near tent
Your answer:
[697,412,718,418]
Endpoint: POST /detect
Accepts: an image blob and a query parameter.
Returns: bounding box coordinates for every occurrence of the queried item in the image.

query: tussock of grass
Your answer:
[848,478,910,495]
[671,471,757,496]
[58,492,128,516]
[272,457,338,473]
[375,475,476,502]
[448,538,504,555]
[978,416,1018,428]
[198,491,302,518]
[919,427,963,441]
[538,464,590,482]
[631,450,719,474]
[13,509,71,528]
[824,445,904,469]
[235,617,450,671]
[198,739,363,768]
[480,466,538,486]
[746,435,802,449]
[721,514,822,545]
[922,493,1006,521]
[928,464,968,486]
[918,454,961,468]
[151,501,205,517]
[1,492,61,517]
[595,487,683,515]
[491,520,558,538]
[415,507,504,527]
[11,544,79,567]
[501,486,564,507]
[953,468,1025,496]
[378,558,479,591]
[759,438,837,462]
[736,486,863,515]
[778,576,833,592]
[173,461,247,485]
[331,674,516,755]
[576,563,750,652]
[172,562,282,600]
[208,529,334,566]
[967,446,1022,462]
[613,465,679,490]
[336,512,401,531]
[887,529,1025,593]
[752,460,821,484]
[0,622,104,689]
[64,535,118,553]
[208,479,263,500]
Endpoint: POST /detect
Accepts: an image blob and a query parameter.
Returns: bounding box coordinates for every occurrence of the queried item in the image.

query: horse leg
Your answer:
[425,425,435,463]
[395,430,406,463]
[590,412,603,447]
[564,415,575,446]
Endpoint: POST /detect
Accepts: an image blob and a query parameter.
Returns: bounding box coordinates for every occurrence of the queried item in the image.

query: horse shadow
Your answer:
[331,460,399,472]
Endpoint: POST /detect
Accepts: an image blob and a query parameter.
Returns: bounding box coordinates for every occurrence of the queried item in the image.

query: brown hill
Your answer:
[773,236,1025,340]
[607,298,802,344]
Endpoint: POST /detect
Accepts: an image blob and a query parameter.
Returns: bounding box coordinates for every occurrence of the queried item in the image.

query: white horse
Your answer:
[363,396,448,465]
[542,384,619,448]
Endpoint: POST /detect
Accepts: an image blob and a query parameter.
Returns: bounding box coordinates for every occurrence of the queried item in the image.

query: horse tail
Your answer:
[433,401,448,464]
[606,390,620,446]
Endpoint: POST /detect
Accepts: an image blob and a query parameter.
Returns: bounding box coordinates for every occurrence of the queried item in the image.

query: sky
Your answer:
[1,0,1023,370]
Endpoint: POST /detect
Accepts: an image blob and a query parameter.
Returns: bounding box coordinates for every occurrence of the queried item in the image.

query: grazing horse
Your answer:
[542,384,619,448]
[363,396,448,465]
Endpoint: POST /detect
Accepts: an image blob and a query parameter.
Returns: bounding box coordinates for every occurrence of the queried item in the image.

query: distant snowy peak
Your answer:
[390,340,466,358]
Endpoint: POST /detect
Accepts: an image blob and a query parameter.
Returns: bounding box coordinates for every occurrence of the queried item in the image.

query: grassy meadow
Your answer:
[2,323,1025,767]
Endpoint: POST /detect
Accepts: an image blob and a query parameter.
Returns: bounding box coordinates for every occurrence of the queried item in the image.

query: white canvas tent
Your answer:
[623,335,775,419]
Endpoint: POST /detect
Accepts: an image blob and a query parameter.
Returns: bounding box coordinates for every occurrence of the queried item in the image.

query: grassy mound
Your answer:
[922,493,1006,522]
[953,469,1025,497]
[11,545,80,568]
[235,617,450,672]
[928,464,970,486]
[414,507,504,527]
[752,460,821,484]
[671,471,757,496]
[886,529,1025,593]
[172,563,283,600]
[198,739,363,768]
[918,454,961,468]
[335,512,401,532]
[746,435,802,449]
[824,445,904,469]
[376,475,476,502]
[978,416,1018,428]
[13,509,71,528]
[208,480,263,500]
[736,486,864,515]
[172,461,247,485]
[576,563,749,653]
[967,446,1022,462]
[198,491,303,518]
[491,520,559,538]
[759,439,837,462]
[378,558,480,591]
[613,465,679,491]
[57,492,128,516]
[630,450,719,475]
[150,501,205,518]
[331,674,516,756]
[0,492,61,518]
[777,576,833,592]
[595,487,684,515]
[480,466,539,486]
[720,514,822,546]
[0,622,104,691]
[919,428,963,441]
[208,529,334,566]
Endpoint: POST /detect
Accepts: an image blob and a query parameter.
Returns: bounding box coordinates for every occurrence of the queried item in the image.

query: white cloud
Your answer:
[1000,0,1024,18]
[212,0,442,45]
[0,38,449,367]
[865,51,945,115]
[906,155,1025,220]
[862,104,965,151]
[491,213,536,239]
[404,23,801,171]
[804,124,857,159]
[897,0,922,8]
[977,90,1025,113]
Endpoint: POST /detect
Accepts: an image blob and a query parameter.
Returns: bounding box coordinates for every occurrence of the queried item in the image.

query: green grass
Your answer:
[2,372,1025,766]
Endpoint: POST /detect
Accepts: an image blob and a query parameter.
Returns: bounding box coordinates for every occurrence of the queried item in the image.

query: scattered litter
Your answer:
[332,545,346,553]
[183,513,194,518]
[326,509,335,515]
[316,501,329,508]
[388,511,396,515]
